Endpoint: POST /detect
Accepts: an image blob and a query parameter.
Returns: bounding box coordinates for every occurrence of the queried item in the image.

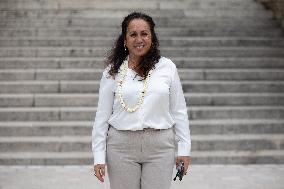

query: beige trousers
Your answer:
[106,125,176,189]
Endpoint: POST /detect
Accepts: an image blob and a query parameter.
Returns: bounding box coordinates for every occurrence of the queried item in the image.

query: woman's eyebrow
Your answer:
[128,29,150,33]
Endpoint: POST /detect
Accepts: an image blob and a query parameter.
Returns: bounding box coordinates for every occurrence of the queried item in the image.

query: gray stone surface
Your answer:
[0,119,283,137]
[0,0,265,10]
[2,80,284,93]
[0,9,273,19]
[0,57,283,69]
[1,37,284,47]
[1,18,278,28]
[0,134,283,152]
[0,106,283,121]
[1,47,284,58]
[0,27,282,37]
[0,165,283,189]
[1,150,284,165]
[1,93,284,107]
[1,69,284,81]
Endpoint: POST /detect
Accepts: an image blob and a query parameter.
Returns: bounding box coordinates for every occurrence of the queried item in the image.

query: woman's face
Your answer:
[124,19,152,60]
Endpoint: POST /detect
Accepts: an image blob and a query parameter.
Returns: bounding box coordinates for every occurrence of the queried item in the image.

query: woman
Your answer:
[92,12,191,189]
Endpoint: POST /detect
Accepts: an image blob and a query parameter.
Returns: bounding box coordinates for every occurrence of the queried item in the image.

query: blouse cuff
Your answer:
[93,150,106,165]
[177,141,191,156]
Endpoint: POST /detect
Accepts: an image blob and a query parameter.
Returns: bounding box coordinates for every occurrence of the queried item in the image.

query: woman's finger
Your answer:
[100,166,105,176]
[183,163,189,176]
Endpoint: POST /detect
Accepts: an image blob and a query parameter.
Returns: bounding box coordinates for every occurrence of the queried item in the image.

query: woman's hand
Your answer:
[94,164,106,182]
[176,156,191,176]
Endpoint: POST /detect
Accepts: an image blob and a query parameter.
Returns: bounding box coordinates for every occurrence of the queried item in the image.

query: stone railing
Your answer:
[257,0,284,29]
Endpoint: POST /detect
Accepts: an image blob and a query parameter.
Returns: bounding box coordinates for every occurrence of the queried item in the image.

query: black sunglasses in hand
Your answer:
[173,161,185,181]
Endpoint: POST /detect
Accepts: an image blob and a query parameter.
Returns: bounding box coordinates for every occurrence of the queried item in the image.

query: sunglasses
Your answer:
[173,161,185,181]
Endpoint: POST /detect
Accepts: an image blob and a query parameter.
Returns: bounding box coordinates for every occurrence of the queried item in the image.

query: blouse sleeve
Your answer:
[92,67,115,165]
[169,65,191,157]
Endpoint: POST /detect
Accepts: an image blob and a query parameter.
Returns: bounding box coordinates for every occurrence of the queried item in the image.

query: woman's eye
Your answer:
[130,34,136,37]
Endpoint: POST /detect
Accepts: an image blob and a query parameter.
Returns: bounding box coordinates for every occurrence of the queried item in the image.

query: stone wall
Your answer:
[257,0,284,29]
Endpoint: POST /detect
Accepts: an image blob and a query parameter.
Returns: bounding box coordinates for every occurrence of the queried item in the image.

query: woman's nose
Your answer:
[136,35,143,42]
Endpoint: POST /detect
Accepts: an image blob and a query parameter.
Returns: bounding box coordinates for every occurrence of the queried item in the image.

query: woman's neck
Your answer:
[128,55,141,68]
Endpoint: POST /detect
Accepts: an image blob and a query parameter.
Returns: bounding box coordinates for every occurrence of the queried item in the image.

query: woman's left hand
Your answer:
[176,156,191,176]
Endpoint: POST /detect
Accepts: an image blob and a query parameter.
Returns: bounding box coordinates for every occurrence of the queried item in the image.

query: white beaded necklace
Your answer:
[117,58,153,113]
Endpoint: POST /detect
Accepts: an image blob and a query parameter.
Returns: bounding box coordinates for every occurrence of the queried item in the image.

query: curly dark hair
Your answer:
[105,12,161,80]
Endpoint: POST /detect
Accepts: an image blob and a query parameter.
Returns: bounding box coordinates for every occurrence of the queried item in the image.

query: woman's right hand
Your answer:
[94,164,106,182]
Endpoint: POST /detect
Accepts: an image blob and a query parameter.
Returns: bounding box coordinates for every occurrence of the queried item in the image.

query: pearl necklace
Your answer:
[117,59,153,113]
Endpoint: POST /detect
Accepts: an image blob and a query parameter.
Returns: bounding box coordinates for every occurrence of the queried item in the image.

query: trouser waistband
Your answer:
[109,125,172,132]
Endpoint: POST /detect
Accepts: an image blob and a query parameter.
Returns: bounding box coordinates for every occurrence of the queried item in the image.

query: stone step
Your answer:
[165,47,284,57]
[186,93,284,106]
[0,69,101,81]
[0,57,105,69]
[0,106,283,121]
[0,47,284,58]
[182,9,273,18]
[0,80,283,93]
[0,27,282,37]
[159,1,264,10]
[184,80,284,93]
[1,69,284,81]
[0,9,186,19]
[0,57,283,69]
[178,69,284,80]
[0,151,93,165]
[0,14,276,24]
[0,0,264,11]
[0,9,273,19]
[172,57,284,69]
[0,18,277,28]
[189,119,284,135]
[192,150,284,164]
[0,81,59,93]
[189,106,284,119]
[0,37,284,47]
[0,134,283,152]
[0,0,262,4]
[0,119,283,136]
[1,150,283,165]
[1,93,283,107]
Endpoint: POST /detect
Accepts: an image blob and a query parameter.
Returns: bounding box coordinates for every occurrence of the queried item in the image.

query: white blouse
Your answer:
[92,57,191,165]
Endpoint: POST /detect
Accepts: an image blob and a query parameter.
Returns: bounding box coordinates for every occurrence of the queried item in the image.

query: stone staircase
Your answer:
[0,0,284,165]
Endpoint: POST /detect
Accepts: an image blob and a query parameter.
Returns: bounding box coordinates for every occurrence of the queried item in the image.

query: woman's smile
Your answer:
[134,44,145,49]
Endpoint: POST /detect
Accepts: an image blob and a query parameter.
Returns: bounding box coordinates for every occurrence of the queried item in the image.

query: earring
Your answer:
[124,44,127,51]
